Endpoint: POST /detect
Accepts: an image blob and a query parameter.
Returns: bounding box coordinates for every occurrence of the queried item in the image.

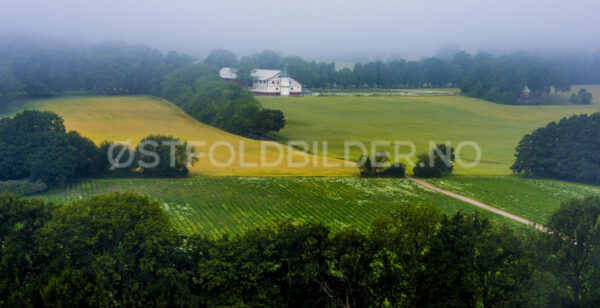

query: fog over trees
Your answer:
[0,0,598,61]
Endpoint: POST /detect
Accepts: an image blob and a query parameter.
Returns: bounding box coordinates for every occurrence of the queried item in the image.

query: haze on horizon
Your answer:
[1,0,599,62]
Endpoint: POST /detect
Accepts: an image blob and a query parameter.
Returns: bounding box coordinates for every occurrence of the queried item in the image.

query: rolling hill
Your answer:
[260,88,600,175]
[8,96,356,176]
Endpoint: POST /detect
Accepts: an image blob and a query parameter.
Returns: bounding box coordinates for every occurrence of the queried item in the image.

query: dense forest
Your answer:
[2,191,600,307]
[512,113,600,184]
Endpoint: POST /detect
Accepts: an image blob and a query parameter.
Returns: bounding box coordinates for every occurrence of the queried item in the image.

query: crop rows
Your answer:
[37,177,509,237]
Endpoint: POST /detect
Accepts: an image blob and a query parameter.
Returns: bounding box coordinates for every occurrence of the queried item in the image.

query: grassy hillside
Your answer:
[8,96,356,176]
[35,177,520,236]
[428,176,600,224]
[260,91,599,175]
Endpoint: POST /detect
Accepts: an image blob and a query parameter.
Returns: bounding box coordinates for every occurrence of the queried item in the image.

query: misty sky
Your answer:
[1,0,599,61]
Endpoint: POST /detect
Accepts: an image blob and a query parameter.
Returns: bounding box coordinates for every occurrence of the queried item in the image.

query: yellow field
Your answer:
[21,96,356,176]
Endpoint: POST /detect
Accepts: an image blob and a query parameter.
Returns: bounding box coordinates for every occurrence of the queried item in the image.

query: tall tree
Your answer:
[537,196,600,306]
[204,48,237,68]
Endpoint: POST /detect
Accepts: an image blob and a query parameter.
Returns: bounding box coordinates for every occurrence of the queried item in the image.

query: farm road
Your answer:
[408,177,548,232]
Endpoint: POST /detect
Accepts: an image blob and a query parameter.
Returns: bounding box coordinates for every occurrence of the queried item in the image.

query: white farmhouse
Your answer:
[219,66,302,96]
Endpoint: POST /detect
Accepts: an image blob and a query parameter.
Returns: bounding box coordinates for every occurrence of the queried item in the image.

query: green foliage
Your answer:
[0,179,47,195]
[27,131,76,184]
[459,53,573,104]
[233,57,257,83]
[98,141,137,178]
[250,50,281,69]
[413,144,455,178]
[570,88,593,104]
[67,131,107,178]
[512,113,600,184]
[535,196,600,306]
[0,38,598,108]
[136,134,193,178]
[359,154,406,178]
[0,110,74,185]
[167,78,285,135]
[417,212,531,307]
[0,62,23,104]
[0,110,199,182]
[0,110,108,185]
[159,63,217,99]
[37,193,183,307]
[11,191,600,306]
[203,48,237,68]
[0,193,55,306]
[0,191,536,307]
[0,41,287,138]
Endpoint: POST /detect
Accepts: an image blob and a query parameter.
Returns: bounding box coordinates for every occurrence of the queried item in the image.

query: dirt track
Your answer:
[408,177,548,232]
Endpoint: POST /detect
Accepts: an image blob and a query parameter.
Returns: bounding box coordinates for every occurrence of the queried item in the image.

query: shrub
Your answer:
[379,162,406,177]
[98,141,137,178]
[412,144,455,178]
[570,88,593,105]
[0,179,47,195]
[359,154,405,178]
[136,135,195,178]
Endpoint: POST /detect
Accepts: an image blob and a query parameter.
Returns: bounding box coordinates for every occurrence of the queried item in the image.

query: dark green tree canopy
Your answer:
[512,113,600,184]
[413,144,455,177]
[136,134,193,177]
[166,78,285,136]
[7,191,600,307]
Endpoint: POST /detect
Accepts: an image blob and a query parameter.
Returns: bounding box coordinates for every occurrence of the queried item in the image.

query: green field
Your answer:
[427,176,600,225]
[260,88,600,175]
[317,88,461,96]
[7,90,600,235]
[34,177,521,237]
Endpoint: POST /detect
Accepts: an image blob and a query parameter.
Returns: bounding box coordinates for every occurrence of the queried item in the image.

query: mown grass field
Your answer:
[260,88,599,175]
[7,96,355,177]
[34,177,521,237]
[428,176,600,225]
[317,88,461,96]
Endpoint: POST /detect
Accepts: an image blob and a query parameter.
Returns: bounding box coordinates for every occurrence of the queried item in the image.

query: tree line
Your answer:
[512,112,600,185]
[206,48,600,104]
[1,191,600,307]
[0,38,285,136]
[2,36,599,110]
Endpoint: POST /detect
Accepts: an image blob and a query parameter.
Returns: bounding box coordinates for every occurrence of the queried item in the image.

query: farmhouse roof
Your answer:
[521,85,531,93]
[219,67,281,81]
